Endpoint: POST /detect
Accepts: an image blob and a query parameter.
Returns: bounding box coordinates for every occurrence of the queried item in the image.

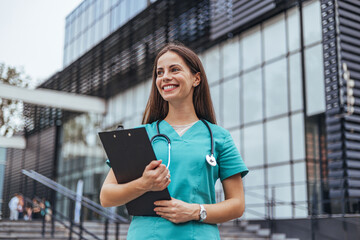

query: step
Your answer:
[245,224,261,232]
[271,233,286,240]
[257,228,271,237]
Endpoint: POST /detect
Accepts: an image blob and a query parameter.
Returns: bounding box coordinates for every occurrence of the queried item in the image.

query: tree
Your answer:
[0,63,31,137]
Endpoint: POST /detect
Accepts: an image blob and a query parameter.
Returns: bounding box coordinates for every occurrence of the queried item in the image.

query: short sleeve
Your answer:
[218,133,248,181]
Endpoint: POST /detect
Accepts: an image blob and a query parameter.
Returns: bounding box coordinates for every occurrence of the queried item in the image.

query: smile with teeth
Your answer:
[163,85,178,91]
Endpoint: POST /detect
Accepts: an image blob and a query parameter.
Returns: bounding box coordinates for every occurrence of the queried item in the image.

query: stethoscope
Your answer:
[150,119,217,170]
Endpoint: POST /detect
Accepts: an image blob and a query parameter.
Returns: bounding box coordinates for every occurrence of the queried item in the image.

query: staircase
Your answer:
[0,219,299,240]
[219,220,300,240]
[0,220,68,240]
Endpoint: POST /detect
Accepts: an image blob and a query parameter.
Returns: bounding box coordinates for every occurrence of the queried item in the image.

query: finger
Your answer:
[154,207,172,213]
[154,200,171,206]
[155,167,169,181]
[146,160,162,171]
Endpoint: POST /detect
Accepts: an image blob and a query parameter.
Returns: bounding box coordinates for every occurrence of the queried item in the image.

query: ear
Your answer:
[193,72,201,87]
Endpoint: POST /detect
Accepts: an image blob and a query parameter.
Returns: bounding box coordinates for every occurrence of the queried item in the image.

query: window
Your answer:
[243,69,263,124]
[222,77,240,128]
[242,26,261,70]
[303,0,322,46]
[287,7,300,52]
[243,123,264,167]
[221,37,240,79]
[264,58,288,118]
[289,52,303,111]
[263,14,286,61]
[291,113,305,160]
[204,46,221,84]
[305,44,325,116]
[266,117,290,164]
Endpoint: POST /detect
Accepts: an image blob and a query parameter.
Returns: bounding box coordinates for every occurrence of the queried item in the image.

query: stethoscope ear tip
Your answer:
[206,154,217,167]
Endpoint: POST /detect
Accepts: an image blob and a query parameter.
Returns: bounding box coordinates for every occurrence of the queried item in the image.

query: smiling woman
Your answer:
[100,42,248,240]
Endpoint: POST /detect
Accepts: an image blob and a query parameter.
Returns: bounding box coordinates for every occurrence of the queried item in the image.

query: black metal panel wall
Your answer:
[324,0,360,208]
[338,0,360,198]
[1,127,57,218]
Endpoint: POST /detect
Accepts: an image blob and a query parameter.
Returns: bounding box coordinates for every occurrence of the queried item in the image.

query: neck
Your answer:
[165,101,199,125]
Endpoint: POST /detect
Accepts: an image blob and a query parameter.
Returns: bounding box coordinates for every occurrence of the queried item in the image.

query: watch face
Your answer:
[200,210,207,219]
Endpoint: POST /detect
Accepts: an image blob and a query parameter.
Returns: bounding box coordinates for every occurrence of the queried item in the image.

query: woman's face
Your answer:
[155,51,199,104]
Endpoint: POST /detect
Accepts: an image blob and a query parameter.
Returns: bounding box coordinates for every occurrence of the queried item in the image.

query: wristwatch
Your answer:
[199,204,207,222]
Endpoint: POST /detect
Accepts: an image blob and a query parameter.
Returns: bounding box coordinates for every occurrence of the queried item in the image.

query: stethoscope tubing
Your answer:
[150,119,216,169]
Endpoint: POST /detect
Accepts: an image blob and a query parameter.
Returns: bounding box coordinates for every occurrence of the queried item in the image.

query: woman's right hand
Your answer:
[140,160,170,192]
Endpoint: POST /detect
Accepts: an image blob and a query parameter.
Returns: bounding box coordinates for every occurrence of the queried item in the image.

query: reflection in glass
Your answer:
[242,26,261,70]
[244,206,266,220]
[302,0,322,46]
[243,69,263,124]
[264,59,288,118]
[244,168,264,187]
[293,161,307,183]
[222,37,240,79]
[222,77,240,128]
[287,7,300,52]
[268,165,291,185]
[294,184,307,202]
[266,117,290,164]
[289,53,303,111]
[204,46,221,84]
[245,189,265,205]
[263,14,286,61]
[305,44,325,116]
[210,84,221,125]
[291,113,305,160]
[243,124,264,168]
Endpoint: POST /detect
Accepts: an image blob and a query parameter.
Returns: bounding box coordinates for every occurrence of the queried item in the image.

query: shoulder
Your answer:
[134,122,158,135]
[204,121,231,139]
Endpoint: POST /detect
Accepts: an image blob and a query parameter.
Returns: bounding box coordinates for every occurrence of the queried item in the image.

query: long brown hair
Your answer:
[142,43,216,124]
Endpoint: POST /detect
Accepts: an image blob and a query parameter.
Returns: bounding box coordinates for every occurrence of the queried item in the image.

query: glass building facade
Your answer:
[6,3,360,236]
[63,0,153,67]
[55,0,328,220]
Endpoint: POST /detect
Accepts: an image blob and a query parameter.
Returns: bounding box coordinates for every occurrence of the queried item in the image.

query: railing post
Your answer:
[51,207,56,237]
[79,205,84,240]
[270,187,275,234]
[42,211,46,237]
[104,219,109,240]
[50,189,56,237]
[115,221,120,240]
[68,200,74,240]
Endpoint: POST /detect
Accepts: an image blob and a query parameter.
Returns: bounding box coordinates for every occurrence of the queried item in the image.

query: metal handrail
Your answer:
[53,209,101,240]
[22,169,127,222]
[22,169,129,240]
[228,184,360,240]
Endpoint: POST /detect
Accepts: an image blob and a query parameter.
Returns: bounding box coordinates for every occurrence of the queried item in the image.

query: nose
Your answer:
[162,70,172,81]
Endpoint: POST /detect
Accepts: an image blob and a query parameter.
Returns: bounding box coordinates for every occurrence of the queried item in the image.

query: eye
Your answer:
[157,70,164,76]
[172,67,180,72]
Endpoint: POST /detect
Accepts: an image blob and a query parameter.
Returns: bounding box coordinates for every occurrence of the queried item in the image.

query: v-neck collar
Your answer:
[159,119,202,140]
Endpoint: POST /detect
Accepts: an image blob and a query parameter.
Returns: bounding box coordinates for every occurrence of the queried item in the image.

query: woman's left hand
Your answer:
[154,198,199,224]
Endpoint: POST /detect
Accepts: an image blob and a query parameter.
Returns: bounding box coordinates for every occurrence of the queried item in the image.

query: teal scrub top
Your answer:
[120,120,248,240]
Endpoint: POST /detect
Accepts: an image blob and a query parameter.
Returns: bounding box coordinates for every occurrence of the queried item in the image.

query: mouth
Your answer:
[162,84,179,92]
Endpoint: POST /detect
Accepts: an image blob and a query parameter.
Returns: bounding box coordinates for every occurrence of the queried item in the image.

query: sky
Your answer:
[0,0,83,86]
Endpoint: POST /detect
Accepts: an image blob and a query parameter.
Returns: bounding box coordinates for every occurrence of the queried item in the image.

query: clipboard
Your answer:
[98,127,171,216]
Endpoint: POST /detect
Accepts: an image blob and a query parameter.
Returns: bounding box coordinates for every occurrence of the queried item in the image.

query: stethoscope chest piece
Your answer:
[206,154,217,167]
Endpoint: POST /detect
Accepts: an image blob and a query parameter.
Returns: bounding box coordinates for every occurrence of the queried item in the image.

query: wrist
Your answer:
[192,204,201,221]
[135,177,148,193]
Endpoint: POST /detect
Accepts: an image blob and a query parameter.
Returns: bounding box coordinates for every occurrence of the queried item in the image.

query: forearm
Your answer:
[203,198,244,224]
[100,178,147,207]
[185,198,243,224]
